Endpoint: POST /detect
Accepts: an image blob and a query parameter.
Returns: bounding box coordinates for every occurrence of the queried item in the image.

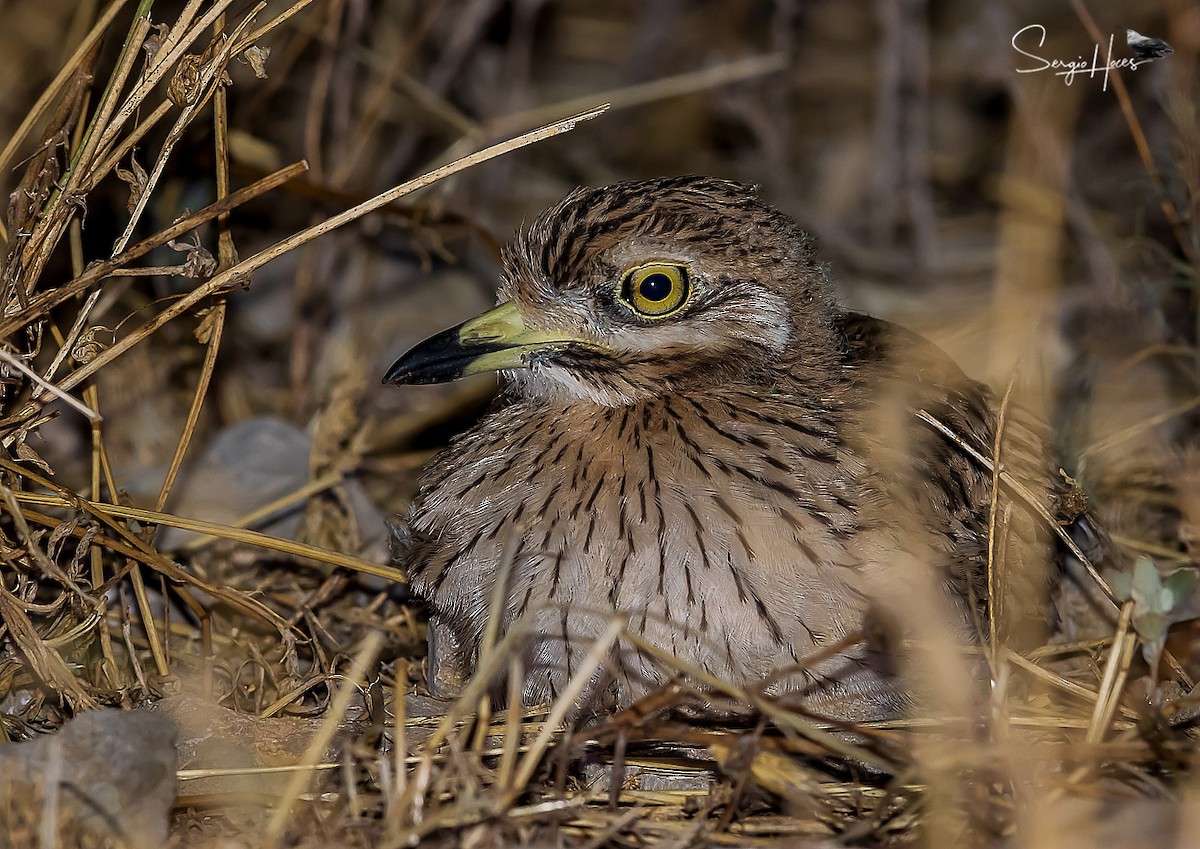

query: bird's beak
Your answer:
[384,301,581,385]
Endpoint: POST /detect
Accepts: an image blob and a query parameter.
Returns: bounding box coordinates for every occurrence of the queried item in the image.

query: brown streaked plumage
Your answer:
[386,176,1065,721]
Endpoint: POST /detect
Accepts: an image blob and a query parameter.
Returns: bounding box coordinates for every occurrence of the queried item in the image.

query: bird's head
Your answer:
[385,176,843,405]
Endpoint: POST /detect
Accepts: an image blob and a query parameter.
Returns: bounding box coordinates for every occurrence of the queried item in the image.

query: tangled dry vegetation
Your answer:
[0,1,1199,847]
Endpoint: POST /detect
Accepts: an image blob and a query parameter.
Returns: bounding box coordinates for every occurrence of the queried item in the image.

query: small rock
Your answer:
[0,709,176,849]
[157,416,311,551]
[156,417,392,567]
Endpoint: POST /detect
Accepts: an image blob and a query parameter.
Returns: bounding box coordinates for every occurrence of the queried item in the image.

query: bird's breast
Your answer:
[410,392,886,707]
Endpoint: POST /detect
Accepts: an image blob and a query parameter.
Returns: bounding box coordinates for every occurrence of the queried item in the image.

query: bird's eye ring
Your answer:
[618,263,690,319]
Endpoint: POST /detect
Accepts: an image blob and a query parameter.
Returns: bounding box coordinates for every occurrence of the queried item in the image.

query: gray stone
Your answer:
[157,415,311,551]
[0,709,176,849]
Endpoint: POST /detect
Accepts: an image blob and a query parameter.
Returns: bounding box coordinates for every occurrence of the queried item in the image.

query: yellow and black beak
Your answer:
[384,302,584,385]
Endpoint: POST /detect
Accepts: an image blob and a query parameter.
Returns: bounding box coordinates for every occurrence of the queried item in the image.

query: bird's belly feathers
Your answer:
[409,397,899,717]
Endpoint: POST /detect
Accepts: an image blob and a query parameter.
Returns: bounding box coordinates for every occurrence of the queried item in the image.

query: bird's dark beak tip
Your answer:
[382,355,466,387]
[383,324,471,387]
[383,322,518,386]
[381,365,412,385]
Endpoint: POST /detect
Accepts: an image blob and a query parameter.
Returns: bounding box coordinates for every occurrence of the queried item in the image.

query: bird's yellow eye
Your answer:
[619,263,690,319]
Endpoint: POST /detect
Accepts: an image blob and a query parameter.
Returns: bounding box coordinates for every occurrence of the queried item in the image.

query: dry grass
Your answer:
[0,1,1198,847]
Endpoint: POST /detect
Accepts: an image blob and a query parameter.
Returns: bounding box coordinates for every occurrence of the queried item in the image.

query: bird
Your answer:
[1121,27,1173,61]
[385,176,1070,722]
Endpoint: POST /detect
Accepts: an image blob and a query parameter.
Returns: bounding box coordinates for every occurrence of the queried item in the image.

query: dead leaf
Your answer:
[194,307,222,344]
[142,22,170,63]
[14,441,53,475]
[167,233,217,278]
[72,326,110,363]
[242,44,270,78]
[115,153,148,213]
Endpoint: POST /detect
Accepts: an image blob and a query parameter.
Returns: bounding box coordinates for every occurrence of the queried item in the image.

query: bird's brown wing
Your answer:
[838,311,1070,647]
